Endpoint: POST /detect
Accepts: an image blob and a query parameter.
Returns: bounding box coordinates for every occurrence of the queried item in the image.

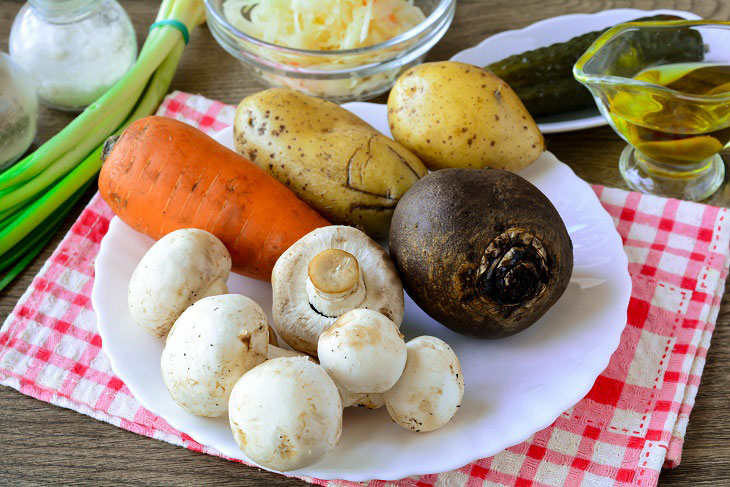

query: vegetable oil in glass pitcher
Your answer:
[607,63,730,169]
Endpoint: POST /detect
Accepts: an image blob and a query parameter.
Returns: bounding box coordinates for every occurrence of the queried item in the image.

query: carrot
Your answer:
[98,116,329,281]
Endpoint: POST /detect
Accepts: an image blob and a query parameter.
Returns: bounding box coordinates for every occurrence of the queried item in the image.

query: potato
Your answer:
[387,61,544,171]
[233,88,427,238]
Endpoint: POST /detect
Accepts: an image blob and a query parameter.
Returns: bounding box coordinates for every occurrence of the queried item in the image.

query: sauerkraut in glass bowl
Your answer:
[204,0,455,102]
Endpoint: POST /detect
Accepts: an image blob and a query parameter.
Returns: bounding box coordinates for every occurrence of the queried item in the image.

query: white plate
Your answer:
[450,8,701,133]
[92,102,631,481]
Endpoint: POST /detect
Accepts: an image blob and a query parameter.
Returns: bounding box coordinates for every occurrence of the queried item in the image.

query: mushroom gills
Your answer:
[271,225,405,356]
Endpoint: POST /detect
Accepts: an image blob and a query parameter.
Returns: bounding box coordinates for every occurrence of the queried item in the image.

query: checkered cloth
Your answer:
[1,91,729,487]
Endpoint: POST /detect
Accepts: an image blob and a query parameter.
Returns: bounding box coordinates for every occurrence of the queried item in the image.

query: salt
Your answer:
[9,0,137,111]
[0,52,38,170]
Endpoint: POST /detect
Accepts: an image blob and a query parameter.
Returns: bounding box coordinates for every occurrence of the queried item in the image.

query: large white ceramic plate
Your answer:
[451,8,701,133]
[93,102,631,481]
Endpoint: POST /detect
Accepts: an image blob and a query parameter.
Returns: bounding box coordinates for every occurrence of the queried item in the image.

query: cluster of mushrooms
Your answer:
[127,225,464,472]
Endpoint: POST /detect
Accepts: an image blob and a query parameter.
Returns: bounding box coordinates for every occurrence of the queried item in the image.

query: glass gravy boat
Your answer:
[574,20,730,201]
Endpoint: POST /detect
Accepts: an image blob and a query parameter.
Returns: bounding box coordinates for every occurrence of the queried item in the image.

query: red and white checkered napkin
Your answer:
[1,91,729,487]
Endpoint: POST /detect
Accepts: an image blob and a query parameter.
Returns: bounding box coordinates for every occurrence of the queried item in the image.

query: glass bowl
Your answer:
[574,20,730,201]
[204,0,456,103]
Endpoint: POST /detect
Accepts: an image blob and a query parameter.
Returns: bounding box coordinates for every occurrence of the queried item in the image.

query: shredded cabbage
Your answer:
[223,0,426,51]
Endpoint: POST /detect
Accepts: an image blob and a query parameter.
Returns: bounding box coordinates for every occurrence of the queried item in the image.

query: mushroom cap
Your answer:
[160,294,269,417]
[384,336,464,432]
[272,225,404,356]
[318,309,406,394]
[128,228,231,337]
[229,357,343,471]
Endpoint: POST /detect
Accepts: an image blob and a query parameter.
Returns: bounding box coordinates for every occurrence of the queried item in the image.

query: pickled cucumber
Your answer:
[486,15,705,118]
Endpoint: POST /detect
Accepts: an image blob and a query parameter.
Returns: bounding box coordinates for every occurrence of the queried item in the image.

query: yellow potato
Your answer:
[387,61,544,171]
[233,88,427,238]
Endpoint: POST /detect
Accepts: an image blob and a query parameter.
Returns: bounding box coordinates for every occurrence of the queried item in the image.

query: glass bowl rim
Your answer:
[203,0,455,57]
[573,19,730,103]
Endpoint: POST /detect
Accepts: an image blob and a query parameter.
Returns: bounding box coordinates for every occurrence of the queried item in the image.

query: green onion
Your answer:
[0,0,205,290]
[0,180,93,274]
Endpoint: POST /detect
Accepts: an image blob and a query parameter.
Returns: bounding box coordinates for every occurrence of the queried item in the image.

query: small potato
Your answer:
[234,88,427,238]
[387,61,544,171]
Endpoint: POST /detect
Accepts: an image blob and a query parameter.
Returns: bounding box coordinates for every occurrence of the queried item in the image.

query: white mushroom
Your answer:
[272,225,405,356]
[384,336,464,433]
[228,356,342,471]
[160,294,299,417]
[128,228,231,337]
[318,309,406,394]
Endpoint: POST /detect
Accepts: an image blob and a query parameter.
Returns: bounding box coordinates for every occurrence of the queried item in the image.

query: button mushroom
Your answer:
[228,356,342,471]
[128,228,231,337]
[160,294,300,417]
[272,225,405,356]
[318,309,406,394]
[384,336,464,433]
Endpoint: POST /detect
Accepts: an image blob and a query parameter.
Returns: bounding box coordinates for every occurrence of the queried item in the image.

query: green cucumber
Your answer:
[486,15,705,118]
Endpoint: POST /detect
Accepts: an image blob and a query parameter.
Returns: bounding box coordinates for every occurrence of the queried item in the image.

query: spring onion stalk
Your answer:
[0,0,201,190]
[0,179,93,289]
[0,0,200,190]
[0,0,204,290]
[0,201,31,226]
[0,180,94,273]
[0,85,145,211]
[0,39,186,258]
[0,245,44,291]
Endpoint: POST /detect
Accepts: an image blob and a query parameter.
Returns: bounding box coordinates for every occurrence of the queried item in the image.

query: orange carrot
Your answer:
[98,116,329,281]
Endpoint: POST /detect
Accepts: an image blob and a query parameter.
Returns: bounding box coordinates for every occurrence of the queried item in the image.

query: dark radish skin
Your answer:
[389,168,573,339]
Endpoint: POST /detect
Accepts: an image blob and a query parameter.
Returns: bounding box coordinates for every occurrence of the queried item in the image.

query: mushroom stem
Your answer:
[337,384,364,408]
[335,384,384,409]
[308,248,361,296]
[306,248,366,317]
[266,344,305,359]
[267,325,279,347]
[202,277,228,299]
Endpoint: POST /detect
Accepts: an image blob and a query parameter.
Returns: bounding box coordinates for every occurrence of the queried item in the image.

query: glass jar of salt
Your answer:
[0,52,38,170]
[9,0,137,112]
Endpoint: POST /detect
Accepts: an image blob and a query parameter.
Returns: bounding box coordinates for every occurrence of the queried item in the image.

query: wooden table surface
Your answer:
[2,1,730,485]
